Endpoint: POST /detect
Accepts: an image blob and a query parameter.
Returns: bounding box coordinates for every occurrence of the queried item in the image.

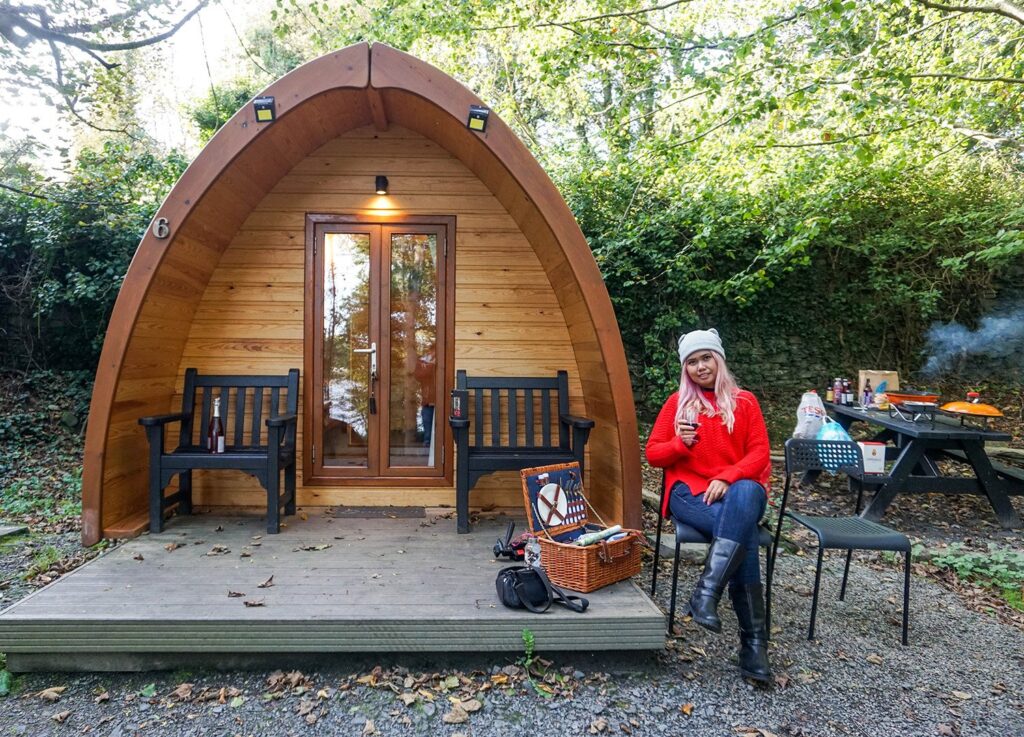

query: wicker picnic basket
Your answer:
[520,462,643,593]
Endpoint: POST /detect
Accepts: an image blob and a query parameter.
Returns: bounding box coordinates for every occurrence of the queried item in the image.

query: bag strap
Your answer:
[513,568,553,613]
[537,567,589,613]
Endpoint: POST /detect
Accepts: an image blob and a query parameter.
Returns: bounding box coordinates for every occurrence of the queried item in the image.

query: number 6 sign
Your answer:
[152,217,170,239]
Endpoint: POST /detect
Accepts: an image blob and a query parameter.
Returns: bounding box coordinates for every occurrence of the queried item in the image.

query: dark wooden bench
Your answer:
[449,370,594,533]
[139,369,300,534]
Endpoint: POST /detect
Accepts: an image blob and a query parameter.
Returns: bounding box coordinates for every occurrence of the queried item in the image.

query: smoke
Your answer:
[921,305,1024,378]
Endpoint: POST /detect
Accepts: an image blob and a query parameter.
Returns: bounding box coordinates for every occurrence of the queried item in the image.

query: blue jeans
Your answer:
[668,479,767,585]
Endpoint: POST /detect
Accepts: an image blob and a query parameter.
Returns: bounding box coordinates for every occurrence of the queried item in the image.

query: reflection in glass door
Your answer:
[321,231,373,468]
[309,217,451,483]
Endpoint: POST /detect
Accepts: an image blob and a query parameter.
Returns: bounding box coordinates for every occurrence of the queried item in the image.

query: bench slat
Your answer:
[474,388,483,447]
[525,389,534,448]
[234,387,246,447]
[490,388,500,446]
[541,389,551,447]
[508,389,518,448]
[251,387,264,447]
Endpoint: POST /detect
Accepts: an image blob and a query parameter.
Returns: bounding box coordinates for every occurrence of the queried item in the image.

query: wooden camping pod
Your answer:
[81,43,642,544]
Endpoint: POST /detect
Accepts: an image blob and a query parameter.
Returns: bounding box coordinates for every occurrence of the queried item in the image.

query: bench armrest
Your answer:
[449,418,470,429]
[266,413,298,428]
[139,413,188,427]
[560,414,595,430]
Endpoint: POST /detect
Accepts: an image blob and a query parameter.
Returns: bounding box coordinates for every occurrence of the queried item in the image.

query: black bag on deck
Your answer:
[495,566,589,613]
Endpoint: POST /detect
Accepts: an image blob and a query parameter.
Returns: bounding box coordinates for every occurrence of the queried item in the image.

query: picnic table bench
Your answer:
[824,402,1022,529]
[449,370,594,533]
[139,369,299,534]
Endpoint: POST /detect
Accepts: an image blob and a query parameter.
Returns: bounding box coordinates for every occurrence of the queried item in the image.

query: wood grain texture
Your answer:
[0,516,664,657]
[84,43,639,543]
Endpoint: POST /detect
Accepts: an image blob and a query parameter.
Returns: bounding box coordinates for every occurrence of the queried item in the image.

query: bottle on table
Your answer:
[862,379,873,407]
[207,396,225,454]
[825,382,835,403]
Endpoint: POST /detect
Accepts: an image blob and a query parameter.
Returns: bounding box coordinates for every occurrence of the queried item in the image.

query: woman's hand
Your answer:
[675,420,699,447]
[703,479,729,505]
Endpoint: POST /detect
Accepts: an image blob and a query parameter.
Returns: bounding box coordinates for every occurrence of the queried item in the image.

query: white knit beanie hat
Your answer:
[678,328,725,364]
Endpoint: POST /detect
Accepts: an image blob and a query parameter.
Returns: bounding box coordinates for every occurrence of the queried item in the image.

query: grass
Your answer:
[21,545,61,580]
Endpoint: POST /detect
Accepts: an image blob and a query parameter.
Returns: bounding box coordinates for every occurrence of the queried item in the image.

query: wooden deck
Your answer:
[0,511,664,670]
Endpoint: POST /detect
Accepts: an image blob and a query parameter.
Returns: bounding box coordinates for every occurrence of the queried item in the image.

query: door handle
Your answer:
[353,342,377,379]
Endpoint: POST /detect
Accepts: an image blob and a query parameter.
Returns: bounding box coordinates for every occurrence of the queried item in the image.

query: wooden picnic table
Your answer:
[823,402,1023,529]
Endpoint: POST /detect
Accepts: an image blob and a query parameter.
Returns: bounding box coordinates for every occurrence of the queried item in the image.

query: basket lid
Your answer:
[520,462,590,538]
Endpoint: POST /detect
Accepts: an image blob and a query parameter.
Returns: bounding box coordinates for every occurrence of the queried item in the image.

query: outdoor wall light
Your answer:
[253,96,276,123]
[375,175,389,195]
[467,105,490,132]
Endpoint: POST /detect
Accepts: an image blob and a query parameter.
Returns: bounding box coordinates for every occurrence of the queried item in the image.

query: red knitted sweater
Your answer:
[646,388,772,515]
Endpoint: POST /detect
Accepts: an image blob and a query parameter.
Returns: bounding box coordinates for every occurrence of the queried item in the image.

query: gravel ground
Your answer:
[2,550,1022,737]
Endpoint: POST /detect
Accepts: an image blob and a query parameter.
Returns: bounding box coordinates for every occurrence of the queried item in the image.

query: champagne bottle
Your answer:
[208,397,225,454]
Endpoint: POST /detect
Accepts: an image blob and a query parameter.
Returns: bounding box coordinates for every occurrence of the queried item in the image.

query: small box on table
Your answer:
[858,441,886,474]
[520,462,642,593]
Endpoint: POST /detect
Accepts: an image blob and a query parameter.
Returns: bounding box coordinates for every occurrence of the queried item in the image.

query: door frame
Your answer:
[303,213,456,487]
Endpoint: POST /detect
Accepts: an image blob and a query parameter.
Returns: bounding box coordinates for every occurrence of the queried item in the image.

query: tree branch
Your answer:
[909,71,1024,84]
[473,0,695,32]
[916,0,1024,25]
[754,121,925,148]
[2,0,209,53]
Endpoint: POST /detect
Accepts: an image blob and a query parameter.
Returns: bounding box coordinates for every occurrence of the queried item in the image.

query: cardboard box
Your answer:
[858,370,899,403]
[858,441,886,474]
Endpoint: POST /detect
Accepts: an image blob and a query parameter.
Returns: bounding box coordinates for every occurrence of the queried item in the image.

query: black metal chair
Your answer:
[769,438,911,645]
[650,471,774,635]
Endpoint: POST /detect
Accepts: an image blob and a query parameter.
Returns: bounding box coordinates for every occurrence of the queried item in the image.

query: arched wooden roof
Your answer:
[82,43,641,545]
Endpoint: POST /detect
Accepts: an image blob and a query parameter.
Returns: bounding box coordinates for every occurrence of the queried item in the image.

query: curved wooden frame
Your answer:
[82,43,641,545]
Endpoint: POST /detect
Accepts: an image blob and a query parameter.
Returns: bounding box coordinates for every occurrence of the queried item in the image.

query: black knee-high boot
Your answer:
[729,582,771,682]
[687,538,745,633]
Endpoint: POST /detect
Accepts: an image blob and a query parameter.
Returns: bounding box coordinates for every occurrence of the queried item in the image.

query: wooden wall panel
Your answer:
[91,82,374,540]
[176,125,586,513]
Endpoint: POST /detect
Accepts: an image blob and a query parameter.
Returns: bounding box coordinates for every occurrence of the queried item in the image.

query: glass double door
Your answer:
[309,218,451,482]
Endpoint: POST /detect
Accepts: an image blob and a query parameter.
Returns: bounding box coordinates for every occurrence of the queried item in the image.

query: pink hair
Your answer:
[674,352,740,433]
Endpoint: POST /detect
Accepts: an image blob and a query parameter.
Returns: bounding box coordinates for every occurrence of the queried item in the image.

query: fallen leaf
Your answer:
[937,724,957,737]
[164,542,182,552]
[244,599,266,607]
[239,551,251,558]
[207,545,230,556]
[461,698,483,713]
[139,683,157,698]
[297,698,315,716]
[38,686,67,701]
[773,673,791,689]
[443,704,469,724]
[399,692,418,706]
[589,717,609,733]
[362,719,378,736]
[258,575,274,589]
[866,654,884,665]
[94,691,110,704]
[51,710,71,723]
[215,525,224,532]
[227,590,245,598]
[229,695,245,707]
[294,543,332,552]
[951,690,972,700]
[132,553,144,561]
[680,703,694,716]
[169,683,193,701]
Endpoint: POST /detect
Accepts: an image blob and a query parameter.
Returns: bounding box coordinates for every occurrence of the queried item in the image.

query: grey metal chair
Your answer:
[650,471,774,635]
[769,438,911,645]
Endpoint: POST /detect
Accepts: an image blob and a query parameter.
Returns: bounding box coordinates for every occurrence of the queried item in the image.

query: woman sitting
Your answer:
[646,328,772,681]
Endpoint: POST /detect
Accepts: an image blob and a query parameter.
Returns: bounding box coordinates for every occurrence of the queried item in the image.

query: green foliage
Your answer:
[21,545,62,580]
[930,543,1024,592]
[0,142,187,370]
